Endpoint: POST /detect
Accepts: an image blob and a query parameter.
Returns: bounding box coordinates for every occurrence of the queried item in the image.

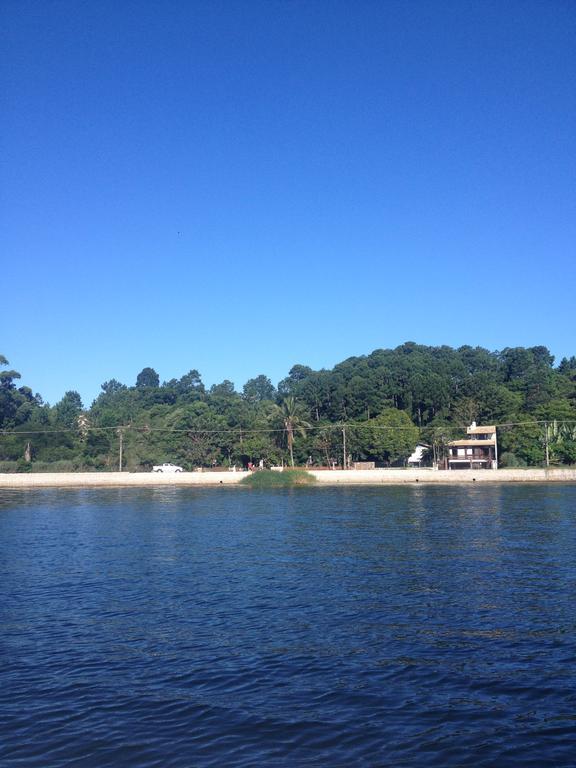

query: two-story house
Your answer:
[447,422,497,470]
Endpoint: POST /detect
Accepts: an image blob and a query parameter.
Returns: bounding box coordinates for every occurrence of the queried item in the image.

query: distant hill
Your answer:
[2,344,575,470]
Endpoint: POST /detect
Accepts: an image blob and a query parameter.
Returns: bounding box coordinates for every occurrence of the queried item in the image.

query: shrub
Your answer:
[241,469,316,488]
[0,461,19,473]
[499,452,527,468]
[31,460,78,473]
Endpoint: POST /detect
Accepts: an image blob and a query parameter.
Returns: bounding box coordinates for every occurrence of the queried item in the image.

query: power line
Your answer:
[1,419,575,438]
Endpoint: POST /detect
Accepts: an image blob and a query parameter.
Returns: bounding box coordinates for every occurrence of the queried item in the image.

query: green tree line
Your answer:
[1,343,576,471]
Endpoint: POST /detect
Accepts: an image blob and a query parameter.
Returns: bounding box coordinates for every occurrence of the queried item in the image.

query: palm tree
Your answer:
[275,397,311,467]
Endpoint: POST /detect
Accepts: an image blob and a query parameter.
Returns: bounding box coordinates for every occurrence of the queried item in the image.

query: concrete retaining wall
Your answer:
[0,471,249,488]
[1,468,576,488]
[309,468,576,484]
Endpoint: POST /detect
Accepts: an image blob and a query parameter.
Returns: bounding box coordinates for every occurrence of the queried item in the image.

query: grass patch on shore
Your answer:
[240,469,316,488]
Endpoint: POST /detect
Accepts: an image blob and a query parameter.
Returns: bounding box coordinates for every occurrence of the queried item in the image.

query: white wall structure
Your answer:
[407,444,429,465]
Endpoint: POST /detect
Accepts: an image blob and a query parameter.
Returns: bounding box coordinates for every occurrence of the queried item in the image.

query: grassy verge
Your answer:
[240,469,316,488]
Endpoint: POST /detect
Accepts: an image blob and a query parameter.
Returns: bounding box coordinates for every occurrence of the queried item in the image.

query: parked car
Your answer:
[152,463,183,473]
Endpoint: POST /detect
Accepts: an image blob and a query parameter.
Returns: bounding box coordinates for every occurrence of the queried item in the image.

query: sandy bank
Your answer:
[1,468,576,488]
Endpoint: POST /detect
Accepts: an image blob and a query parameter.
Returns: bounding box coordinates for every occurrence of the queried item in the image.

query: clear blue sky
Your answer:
[2,0,575,406]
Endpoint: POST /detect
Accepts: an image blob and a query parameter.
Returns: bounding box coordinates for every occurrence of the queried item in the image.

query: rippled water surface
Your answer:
[1,484,576,766]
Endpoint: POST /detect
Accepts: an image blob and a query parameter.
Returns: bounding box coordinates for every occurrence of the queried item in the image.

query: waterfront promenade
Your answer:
[1,468,576,488]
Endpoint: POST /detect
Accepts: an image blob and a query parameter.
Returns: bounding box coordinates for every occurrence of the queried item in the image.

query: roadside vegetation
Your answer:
[241,469,316,488]
[1,344,576,471]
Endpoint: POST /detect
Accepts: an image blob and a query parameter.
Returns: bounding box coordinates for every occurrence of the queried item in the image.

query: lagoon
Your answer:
[1,485,576,766]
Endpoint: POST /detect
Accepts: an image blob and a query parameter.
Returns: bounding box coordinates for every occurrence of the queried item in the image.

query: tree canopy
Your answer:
[1,342,575,471]
[136,367,160,388]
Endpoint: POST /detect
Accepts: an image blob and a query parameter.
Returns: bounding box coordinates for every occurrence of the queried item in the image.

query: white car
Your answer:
[152,462,183,473]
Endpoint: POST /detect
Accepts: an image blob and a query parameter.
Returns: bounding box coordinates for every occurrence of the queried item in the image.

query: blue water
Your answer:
[1,485,576,767]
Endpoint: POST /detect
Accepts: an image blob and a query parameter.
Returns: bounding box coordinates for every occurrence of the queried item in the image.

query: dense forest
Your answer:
[1,344,576,471]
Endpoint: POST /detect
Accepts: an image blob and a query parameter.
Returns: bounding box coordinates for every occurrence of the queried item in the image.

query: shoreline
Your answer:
[1,468,576,488]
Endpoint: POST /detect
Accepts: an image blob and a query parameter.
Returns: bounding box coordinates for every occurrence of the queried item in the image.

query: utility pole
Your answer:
[342,424,347,469]
[118,428,124,472]
[544,421,549,468]
[494,427,498,469]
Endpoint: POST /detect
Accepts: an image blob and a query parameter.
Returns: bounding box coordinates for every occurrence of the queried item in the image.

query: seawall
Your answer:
[0,471,248,488]
[1,468,576,488]
[309,468,576,484]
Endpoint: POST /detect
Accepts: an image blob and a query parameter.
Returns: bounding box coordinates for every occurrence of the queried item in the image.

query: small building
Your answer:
[407,444,430,467]
[447,422,497,470]
[353,461,375,470]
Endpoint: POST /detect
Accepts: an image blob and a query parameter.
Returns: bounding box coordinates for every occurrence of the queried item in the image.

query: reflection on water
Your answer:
[1,484,576,767]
